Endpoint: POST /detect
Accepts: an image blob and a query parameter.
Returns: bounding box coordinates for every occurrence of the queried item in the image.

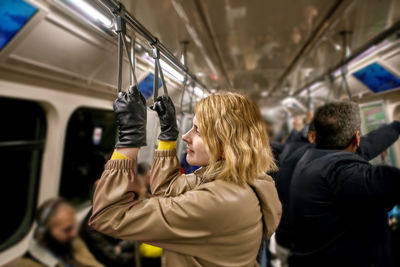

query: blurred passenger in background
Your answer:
[80,210,136,267]
[180,152,200,174]
[288,102,400,267]
[274,121,316,267]
[275,113,400,267]
[389,205,400,267]
[80,180,138,267]
[267,111,314,167]
[16,198,103,267]
[285,116,304,143]
[137,162,151,195]
[264,117,276,140]
[264,117,285,162]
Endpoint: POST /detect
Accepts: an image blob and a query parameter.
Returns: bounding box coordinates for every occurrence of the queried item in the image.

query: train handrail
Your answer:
[96,0,209,94]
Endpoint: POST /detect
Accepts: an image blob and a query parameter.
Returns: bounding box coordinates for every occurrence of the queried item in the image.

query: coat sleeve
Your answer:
[356,121,400,161]
[149,149,200,197]
[331,161,400,207]
[89,158,228,251]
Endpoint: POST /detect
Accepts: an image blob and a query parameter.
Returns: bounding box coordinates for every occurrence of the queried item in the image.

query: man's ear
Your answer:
[355,130,360,148]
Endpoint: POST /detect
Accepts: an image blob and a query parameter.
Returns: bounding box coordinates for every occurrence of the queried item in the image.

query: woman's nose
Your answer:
[182,130,191,144]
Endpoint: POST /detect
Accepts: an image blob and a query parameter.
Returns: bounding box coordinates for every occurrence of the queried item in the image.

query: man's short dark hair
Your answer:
[314,101,361,149]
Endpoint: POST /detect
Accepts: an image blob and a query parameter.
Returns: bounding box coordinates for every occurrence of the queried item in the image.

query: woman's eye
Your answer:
[193,126,200,136]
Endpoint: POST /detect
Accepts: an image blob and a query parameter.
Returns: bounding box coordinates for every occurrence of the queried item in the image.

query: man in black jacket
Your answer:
[275,117,400,267]
[287,101,400,267]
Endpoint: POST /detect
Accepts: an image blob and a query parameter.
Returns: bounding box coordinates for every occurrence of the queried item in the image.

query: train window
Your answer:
[59,107,116,206]
[0,97,46,251]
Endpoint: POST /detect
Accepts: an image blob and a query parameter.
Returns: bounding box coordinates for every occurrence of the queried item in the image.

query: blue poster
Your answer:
[138,73,162,100]
[0,0,37,50]
[353,62,400,93]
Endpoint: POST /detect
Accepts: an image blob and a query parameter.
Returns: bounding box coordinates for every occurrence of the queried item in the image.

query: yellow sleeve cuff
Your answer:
[110,150,130,160]
[140,243,162,258]
[157,141,177,150]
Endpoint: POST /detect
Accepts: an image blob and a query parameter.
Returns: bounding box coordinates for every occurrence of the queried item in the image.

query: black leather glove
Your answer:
[151,96,179,141]
[114,85,147,148]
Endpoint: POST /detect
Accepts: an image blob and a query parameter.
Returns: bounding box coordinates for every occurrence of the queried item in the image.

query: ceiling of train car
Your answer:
[1,0,398,108]
[122,0,338,94]
[287,0,400,97]
[120,0,400,104]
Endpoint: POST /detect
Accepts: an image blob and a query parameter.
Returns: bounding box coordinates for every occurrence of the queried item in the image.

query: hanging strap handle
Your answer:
[151,41,168,102]
[114,15,138,93]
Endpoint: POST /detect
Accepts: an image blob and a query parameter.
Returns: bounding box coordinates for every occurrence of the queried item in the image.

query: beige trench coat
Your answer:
[90,149,281,267]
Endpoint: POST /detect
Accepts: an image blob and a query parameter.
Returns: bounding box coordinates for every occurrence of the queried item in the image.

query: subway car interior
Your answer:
[1,0,400,266]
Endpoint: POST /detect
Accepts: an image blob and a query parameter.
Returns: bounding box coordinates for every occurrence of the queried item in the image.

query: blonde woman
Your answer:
[90,86,282,267]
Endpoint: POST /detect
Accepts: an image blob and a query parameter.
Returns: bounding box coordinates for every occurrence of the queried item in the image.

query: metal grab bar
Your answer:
[96,0,209,93]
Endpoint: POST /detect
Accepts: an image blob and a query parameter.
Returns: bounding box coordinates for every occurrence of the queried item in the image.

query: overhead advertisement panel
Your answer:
[0,0,38,51]
[360,101,396,166]
[138,73,162,100]
[353,62,400,94]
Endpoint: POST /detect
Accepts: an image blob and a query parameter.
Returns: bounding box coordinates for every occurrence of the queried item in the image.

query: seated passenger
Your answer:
[80,180,138,267]
[89,88,282,267]
[288,102,400,267]
[16,198,103,267]
[80,209,136,267]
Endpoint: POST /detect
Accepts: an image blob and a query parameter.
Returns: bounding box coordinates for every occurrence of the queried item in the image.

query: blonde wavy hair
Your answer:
[195,92,277,186]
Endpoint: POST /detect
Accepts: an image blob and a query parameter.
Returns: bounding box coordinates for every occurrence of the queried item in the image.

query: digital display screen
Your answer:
[138,73,162,100]
[353,62,400,93]
[0,0,38,51]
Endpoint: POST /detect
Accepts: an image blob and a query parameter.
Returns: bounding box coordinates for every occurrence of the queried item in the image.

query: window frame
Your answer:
[59,106,117,208]
[0,97,46,252]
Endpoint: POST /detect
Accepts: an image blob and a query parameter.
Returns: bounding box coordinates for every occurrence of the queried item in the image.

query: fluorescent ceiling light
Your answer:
[194,86,207,98]
[281,97,293,105]
[142,53,208,95]
[143,53,185,83]
[281,97,307,112]
[60,0,112,28]
[309,82,322,91]
[160,59,185,82]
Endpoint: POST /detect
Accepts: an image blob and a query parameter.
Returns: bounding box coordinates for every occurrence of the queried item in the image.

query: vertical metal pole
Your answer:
[340,30,352,100]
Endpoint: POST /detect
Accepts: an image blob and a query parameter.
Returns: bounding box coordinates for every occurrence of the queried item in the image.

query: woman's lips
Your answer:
[187,148,194,154]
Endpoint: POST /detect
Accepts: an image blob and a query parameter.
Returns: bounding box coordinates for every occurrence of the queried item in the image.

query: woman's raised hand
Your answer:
[114,85,147,148]
[151,96,179,141]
